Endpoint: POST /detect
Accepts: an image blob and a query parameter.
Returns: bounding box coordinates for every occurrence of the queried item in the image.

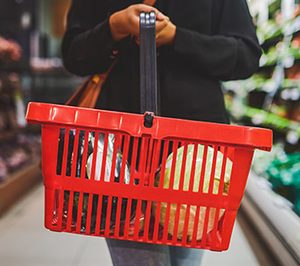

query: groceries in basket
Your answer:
[57,130,137,233]
[86,134,130,182]
[57,132,233,238]
[153,144,232,241]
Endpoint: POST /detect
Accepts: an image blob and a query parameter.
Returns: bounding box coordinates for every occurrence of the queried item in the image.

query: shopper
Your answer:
[62,0,261,265]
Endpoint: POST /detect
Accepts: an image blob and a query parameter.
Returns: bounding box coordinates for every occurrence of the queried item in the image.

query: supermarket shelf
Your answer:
[0,131,17,142]
[230,105,300,136]
[0,127,40,142]
[0,160,41,217]
[240,172,300,266]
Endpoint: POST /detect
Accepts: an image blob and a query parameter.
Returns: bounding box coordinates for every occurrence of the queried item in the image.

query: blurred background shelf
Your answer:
[0,160,41,217]
[224,2,300,265]
[240,172,300,266]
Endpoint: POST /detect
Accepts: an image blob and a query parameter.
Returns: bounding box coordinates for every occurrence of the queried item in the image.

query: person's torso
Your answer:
[95,0,229,123]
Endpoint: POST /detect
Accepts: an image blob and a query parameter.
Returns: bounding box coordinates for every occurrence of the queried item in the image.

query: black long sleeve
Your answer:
[63,0,260,80]
[62,0,115,76]
[61,0,261,124]
[173,0,261,81]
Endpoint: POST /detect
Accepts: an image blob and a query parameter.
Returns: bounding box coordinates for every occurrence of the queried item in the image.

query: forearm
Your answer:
[62,3,168,76]
[173,27,261,80]
[62,19,118,76]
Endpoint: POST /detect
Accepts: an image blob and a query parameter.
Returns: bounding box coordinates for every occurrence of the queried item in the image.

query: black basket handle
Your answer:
[139,12,158,116]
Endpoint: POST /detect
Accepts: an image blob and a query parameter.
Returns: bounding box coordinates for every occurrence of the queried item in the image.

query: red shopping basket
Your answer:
[26,13,272,251]
[26,102,272,251]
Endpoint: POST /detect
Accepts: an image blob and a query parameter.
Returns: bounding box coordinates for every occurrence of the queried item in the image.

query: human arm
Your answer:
[62,0,168,76]
[170,0,262,80]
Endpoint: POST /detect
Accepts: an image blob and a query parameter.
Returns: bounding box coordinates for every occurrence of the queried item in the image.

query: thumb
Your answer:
[156,20,169,33]
[156,12,167,21]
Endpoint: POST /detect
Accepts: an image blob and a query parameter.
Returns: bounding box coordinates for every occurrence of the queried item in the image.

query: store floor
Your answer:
[0,185,259,266]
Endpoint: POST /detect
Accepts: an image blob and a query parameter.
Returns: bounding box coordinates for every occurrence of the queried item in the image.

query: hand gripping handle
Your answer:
[139,12,158,116]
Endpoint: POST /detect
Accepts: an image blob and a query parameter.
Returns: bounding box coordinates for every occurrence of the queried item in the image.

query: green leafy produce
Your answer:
[260,46,279,67]
[153,144,232,241]
[252,143,285,176]
[266,152,300,216]
[267,0,282,20]
[257,20,282,44]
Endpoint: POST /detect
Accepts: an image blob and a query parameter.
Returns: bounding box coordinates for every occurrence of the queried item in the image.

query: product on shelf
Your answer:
[225,1,300,218]
[0,141,30,172]
[6,147,28,169]
[0,35,38,183]
[252,143,300,216]
[279,86,300,122]
[266,152,300,216]
[0,155,8,182]
[0,72,27,131]
[0,132,41,182]
[30,57,63,72]
[252,143,285,176]
[0,109,7,132]
[258,19,283,50]
[16,133,41,158]
[0,36,21,62]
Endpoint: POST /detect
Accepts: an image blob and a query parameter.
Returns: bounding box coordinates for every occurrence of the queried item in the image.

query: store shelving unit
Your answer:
[0,160,41,216]
[226,1,300,265]
[229,105,300,135]
[0,45,42,217]
[0,73,42,215]
[0,79,42,216]
[0,0,79,217]
[241,172,300,266]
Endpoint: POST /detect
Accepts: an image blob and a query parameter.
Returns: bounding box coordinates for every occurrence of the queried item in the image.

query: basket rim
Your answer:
[26,102,272,151]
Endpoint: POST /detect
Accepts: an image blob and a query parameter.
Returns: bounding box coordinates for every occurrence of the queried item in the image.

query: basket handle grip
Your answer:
[139,12,159,115]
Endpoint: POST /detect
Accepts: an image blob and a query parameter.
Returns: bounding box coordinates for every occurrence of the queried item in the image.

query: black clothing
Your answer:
[62,0,261,123]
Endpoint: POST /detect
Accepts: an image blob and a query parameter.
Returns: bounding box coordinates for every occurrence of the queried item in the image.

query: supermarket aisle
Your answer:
[0,186,259,266]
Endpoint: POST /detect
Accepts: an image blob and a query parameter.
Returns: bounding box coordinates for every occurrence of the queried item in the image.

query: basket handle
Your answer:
[139,12,158,116]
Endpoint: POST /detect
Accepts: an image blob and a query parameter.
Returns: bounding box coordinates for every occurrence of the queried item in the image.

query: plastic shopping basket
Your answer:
[26,13,272,251]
